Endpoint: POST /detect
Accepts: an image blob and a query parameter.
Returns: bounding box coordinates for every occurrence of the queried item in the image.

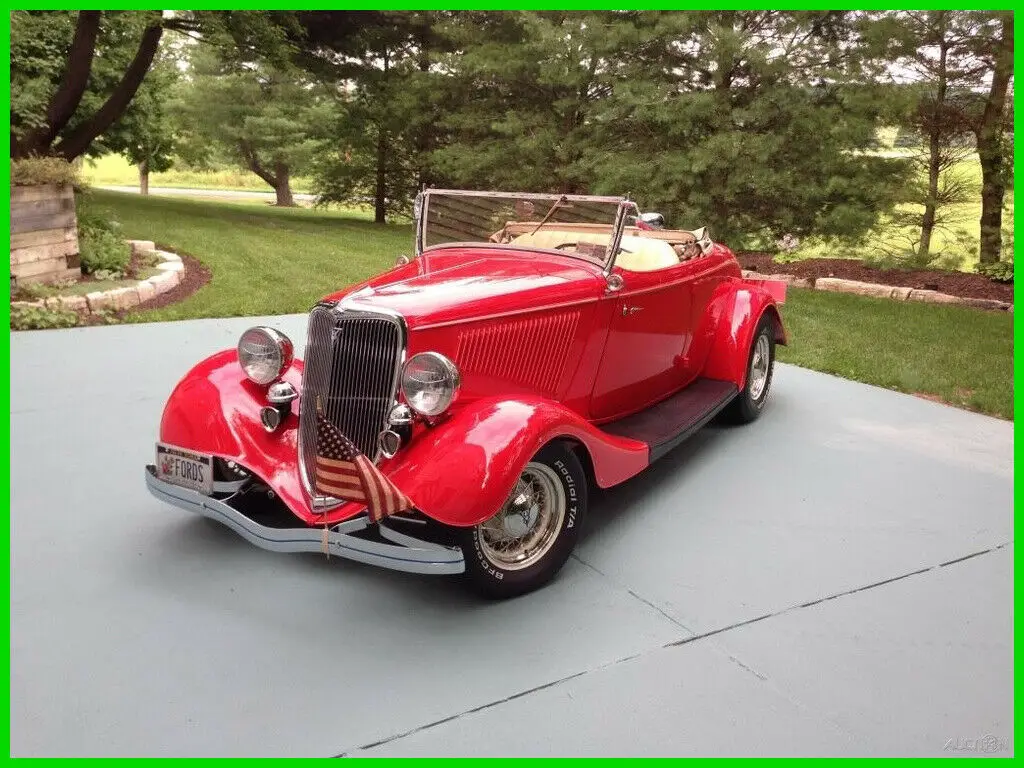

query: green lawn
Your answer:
[778,288,1013,419]
[81,153,315,194]
[88,190,409,321]
[89,190,1013,419]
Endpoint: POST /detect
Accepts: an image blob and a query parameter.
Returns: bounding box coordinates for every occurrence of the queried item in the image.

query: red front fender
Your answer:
[388,396,648,528]
[157,351,648,530]
[157,349,322,522]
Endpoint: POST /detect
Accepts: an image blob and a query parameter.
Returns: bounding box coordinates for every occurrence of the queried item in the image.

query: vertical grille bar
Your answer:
[299,306,405,504]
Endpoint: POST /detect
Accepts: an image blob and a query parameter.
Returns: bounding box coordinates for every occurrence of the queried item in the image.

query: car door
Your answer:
[590,262,694,421]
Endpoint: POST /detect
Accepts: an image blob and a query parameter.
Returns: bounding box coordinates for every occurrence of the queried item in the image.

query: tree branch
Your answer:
[239,139,278,187]
[18,11,101,156]
[53,22,164,161]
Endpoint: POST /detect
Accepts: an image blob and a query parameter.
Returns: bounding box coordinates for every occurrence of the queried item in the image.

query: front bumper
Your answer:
[144,466,465,575]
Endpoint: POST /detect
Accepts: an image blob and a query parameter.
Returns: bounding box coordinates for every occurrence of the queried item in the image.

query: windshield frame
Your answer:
[414,188,636,274]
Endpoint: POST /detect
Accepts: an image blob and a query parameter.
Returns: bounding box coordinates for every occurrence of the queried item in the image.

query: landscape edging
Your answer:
[741,270,1012,312]
[11,240,185,315]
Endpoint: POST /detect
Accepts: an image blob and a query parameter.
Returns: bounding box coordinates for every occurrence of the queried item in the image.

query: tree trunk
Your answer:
[919,132,941,261]
[917,32,948,264]
[139,159,149,195]
[53,23,164,161]
[375,128,387,224]
[273,161,295,207]
[374,46,391,224]
[15,11,101,158]
[976,13,1013,264]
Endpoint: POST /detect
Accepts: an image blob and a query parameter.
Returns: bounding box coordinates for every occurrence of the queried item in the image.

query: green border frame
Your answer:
[3,4,1017,760]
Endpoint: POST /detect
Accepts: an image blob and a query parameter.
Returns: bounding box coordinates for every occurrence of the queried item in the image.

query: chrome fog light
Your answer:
[238,327,293,386]
[267,381,298,405]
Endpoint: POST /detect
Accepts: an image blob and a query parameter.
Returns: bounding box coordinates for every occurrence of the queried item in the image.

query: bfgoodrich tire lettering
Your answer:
[458,442,587,599]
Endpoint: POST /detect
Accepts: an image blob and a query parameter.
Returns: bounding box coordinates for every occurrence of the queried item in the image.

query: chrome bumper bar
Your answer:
[144,466,464,575]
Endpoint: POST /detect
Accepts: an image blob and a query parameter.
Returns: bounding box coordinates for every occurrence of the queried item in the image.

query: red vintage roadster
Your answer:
[145,189,786,597]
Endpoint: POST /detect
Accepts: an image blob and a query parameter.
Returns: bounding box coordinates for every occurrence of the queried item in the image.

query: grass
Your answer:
[81,153,315,194]
[778,288,1013,419]
[88,190,410,321]
[89,190,1013,419]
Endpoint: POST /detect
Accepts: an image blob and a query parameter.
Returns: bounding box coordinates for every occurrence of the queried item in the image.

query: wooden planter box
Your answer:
[10,184,80,285]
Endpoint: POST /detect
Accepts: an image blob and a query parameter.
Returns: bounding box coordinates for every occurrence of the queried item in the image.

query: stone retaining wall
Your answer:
[12,240,185,315]
[742,271,1012,312]
[10,184,80,285]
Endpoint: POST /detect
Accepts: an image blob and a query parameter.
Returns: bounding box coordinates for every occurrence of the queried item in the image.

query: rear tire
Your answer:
[458,442,587,599]
[723,314,776,424]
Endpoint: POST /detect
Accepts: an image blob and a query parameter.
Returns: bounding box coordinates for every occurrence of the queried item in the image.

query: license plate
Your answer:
[156,443,214,495]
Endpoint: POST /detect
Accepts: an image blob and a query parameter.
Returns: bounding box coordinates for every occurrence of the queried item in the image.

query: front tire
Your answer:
[723,314,776,424]
[458,442,587,599]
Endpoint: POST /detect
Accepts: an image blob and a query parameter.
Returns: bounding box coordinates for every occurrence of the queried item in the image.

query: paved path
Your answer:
[97,185,317,203]
[10,316,1013,757]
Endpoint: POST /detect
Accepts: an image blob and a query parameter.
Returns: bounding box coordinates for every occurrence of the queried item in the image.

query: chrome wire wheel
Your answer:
[748,333,771,401]
[475,462,567,571]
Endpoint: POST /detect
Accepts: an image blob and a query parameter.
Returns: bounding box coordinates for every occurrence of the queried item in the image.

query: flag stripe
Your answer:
[316,456,358,471]
[358,456,383,521]
[315,480,366,500]
[315,468,363,486]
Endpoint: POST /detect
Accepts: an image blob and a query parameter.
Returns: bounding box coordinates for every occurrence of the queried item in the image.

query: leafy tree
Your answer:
[427,11,627,194]
[873,11,1013,265]
[174,47,330,206]
[297,11,445,222]
[970,12,1013,264]
[10,10,300,161]
[587,11,909,244]
[97,45,181,194]
[876,12,992,263]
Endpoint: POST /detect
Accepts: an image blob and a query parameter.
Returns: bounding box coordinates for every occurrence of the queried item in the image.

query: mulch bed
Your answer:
[125,250,212,315]
[737,252,1013,303]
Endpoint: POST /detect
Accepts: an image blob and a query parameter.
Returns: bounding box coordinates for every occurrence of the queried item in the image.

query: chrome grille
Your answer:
[299,305,405,501]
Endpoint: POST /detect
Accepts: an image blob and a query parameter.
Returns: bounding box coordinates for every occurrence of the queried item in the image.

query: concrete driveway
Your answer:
[10,316,1013,757]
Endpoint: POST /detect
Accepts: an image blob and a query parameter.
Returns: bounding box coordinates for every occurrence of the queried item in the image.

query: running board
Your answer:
[601,378,738,462]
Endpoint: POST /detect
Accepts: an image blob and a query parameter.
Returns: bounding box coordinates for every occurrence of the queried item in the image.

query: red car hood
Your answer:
[325,248,605,328]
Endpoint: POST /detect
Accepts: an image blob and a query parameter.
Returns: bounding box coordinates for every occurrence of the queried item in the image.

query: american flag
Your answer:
[313,410,414,523]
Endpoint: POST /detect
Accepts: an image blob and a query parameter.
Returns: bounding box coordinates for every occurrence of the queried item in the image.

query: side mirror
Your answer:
[639,212,665,230]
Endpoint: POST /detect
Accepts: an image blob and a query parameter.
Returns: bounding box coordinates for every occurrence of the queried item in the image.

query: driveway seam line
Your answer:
[570,553,697,636]
[665,541,1012,650]
[344,651,643,756]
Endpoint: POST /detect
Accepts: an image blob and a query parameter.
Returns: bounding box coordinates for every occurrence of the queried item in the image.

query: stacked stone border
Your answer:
[742,270,1012,313]
[11,240,185,315]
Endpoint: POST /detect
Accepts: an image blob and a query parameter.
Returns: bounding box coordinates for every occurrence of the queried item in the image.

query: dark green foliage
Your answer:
[304,12,443,222]
[76,198,130,274]
[419,11,912,245]
[174,47,330,206]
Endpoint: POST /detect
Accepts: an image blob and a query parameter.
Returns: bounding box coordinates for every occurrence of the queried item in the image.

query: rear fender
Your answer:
[700,279,787,390]
[389,396,649,528]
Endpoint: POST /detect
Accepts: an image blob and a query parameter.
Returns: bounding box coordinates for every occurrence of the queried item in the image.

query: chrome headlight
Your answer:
[401,352,460,417]
[237,326,293,385]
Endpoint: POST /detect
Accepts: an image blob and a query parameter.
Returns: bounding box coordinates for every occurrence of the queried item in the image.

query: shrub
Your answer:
[977,261,1014,283]
[76,197,130,275]
[11,304,79,330]
[11,156,79,187]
